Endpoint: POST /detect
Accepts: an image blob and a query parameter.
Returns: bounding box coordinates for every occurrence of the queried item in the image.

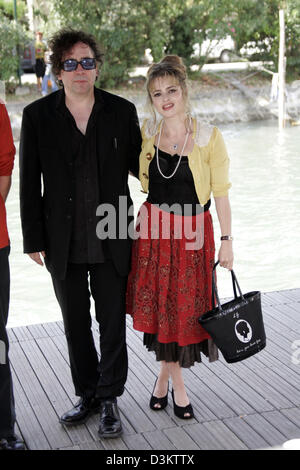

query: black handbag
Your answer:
[198,261,266,363]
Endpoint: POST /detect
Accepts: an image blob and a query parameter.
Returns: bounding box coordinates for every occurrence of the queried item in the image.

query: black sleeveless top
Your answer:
[147,146,211,215]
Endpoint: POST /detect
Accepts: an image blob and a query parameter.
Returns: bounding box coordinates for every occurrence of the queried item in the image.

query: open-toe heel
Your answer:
[149,379,169,411]
[171,389,194,419]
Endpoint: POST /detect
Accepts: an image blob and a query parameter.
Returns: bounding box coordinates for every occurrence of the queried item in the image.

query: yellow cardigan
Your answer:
[139,117,231,206]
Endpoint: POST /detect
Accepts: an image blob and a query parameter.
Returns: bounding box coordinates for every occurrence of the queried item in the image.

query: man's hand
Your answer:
[28,251,46,266]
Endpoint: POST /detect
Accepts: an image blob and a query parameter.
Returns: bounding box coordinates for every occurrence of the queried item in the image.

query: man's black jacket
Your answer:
[19,87,142,279]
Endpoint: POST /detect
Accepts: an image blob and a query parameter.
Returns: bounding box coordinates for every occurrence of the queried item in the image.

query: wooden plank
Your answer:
[263,307,300,333]
[12,325,34,342]
[243,414,287,447]
[220,361,294,409]
[268,304,300,331]
[248,327,300,375]
[55,320,66,335]
[274,289,300,303]
[244,361,300,406]
[190,365,255,417]
[40,321,65,338]
[36,336,75,398]
[202,420,248,450]
[263,312,293,334]
[117,389,157,434]
[23,337,93,445]
[223,416,270,450]
[143,429,176,450]
[99,436,128,451]
[162,426,200,450]
[60,445,81,450]
[7,327,18,343]
[262,291,292,305]
[78,441,104,450]
[122,433,153,450]
[247,354,300,394]
[50,334,71,366]
[9,341,72,449]
[281,407,300,428]
[19,338,74,413]
[27,323,49,339]
[262,410,300,441]
[200,362,274,413]
[272,303,300,329]
[242,346,300,387]
[184,421,247,450]
[11,368,51,450]
[263,324,299,358]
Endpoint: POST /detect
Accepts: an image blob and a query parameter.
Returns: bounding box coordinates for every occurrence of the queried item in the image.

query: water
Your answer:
[5,120,300,327]
[215,120,300,300]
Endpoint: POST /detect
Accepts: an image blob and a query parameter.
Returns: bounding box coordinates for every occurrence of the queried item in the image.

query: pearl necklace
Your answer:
[156,120,190,180]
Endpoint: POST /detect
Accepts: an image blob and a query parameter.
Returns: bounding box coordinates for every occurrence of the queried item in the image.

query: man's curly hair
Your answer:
[49,28,104,78]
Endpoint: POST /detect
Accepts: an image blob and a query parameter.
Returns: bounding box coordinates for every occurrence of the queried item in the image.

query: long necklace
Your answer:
[156,120,190,180]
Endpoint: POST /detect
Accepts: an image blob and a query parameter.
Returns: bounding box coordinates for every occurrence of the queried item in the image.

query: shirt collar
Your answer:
[55,86,104,112]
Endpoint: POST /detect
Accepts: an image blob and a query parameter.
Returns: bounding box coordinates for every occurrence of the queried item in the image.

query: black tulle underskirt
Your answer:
[143,333,218,368]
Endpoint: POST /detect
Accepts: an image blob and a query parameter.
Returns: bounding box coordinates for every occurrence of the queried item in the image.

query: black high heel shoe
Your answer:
[149,378,169,411]
[171,389,194,419]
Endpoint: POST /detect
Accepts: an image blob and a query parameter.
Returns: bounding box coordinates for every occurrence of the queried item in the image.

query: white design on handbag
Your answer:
[235,319,253,343]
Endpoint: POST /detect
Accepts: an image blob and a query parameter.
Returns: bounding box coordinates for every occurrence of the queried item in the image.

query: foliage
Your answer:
[0,19,29,85]
[53,0,146,88]
[225,0,300,73]
[48,0,300,86]
[0,0,27,25]
[166,0,236,66]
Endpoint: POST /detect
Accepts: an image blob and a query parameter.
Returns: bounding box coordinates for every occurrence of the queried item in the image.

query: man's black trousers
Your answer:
[0,245,16,437]
[51,260,128,400]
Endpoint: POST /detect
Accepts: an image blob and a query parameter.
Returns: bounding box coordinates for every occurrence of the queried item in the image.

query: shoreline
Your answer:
[6,76,300,142]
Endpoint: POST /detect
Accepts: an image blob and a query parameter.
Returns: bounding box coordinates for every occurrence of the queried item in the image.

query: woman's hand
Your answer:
[218,241,234,270]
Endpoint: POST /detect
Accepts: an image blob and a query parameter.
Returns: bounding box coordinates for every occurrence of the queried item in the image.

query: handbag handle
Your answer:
[211,261,245,311]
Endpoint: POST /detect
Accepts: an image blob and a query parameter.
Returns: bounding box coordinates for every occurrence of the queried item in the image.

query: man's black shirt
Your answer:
[58,93,108,263]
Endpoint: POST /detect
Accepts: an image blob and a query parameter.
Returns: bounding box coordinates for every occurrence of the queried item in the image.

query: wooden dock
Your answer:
[7,288,300,451]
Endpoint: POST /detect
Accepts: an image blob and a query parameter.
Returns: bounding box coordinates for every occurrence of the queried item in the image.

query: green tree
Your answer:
[227,0,300,75]
[53,0,195,86]
[51,0,300,86]
[0,9,29,85]
[0,0,27,24]
[166,0,235,66]
[53,0,147,87]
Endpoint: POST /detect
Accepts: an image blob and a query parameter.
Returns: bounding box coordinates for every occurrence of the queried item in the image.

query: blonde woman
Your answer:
[126,56,233,419]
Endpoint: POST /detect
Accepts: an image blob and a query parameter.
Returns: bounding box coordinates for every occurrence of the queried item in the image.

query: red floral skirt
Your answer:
[126,202,216,347]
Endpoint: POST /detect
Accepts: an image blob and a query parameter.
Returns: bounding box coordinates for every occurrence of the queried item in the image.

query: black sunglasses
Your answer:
[61,57,96,72]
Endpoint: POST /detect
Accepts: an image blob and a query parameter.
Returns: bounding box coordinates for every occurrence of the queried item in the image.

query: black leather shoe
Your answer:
[0,435,25,450]
[98,398,122,439]
[59,396,102,426]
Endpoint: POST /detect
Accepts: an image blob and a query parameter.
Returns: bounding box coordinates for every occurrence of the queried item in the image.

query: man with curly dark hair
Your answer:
[19,29,141,439]
[49,29,104,83]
